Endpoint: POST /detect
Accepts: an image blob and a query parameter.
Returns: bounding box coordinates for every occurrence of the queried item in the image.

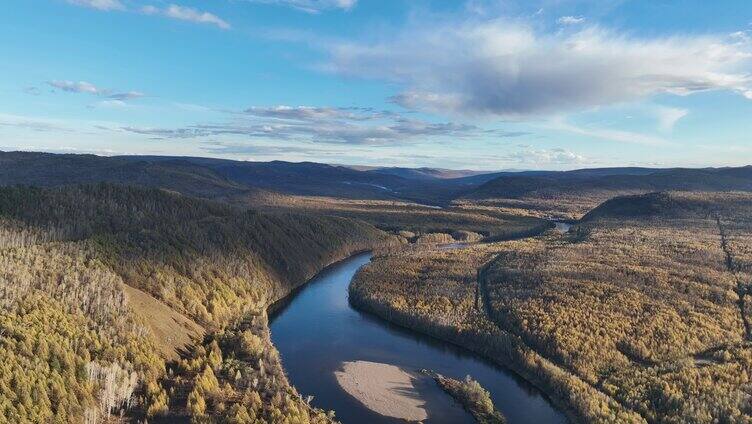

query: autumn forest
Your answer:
[2,152,752,423]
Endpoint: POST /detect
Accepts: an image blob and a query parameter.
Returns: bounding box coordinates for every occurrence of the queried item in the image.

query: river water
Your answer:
[269,253,567,424]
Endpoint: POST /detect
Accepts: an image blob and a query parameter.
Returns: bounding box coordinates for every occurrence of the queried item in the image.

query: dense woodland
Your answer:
[0,183,395,423]
[462,168,752,220]
[240,191,550,241]
[431,374,506,424]
[351,191,752,423]
[5,150,752,424]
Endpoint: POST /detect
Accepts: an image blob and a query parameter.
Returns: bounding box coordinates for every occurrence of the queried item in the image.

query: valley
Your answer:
[8,2,752,422]
[1,151,752,423]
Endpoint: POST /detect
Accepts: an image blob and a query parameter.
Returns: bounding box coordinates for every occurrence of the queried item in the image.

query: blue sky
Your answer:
[1,0,751,170]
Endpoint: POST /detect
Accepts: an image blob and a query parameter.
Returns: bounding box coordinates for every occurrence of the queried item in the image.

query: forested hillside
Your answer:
[0,151,478,204]
[8,151,752,213]
[241,192,550,242]
[351,191,752,423]
[461,167,752,219]
[0,151,248,199]
[5,149,752,423]
[0,184,395,423]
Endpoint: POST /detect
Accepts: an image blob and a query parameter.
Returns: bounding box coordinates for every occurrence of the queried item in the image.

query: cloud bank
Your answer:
[121,105,526,145]
[324,19,752,118]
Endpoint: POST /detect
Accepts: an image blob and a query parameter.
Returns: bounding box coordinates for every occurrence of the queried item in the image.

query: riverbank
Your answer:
[268,247,377,315]
[347,286,586,423]
[269,251,565,423]
[266,235,403,306]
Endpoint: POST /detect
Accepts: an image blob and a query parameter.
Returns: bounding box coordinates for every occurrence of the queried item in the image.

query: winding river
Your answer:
[269,253,567,424]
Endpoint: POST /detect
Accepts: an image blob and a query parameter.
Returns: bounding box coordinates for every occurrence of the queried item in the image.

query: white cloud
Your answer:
[141,4,231,30]
[245,105,364,121]
[141,5,159,15]
[323,19,752,118]
[23,87,41,96]
[730,30,751,44]
[654,106,688,132]
[550,117,673,146]
[557,15,585,25]
[66,0,124,11]
[173,102,214,112]
[506,147,587,165]
[47,81,145,103]
[67,1,230,30]
[0,113,74,133]
[243,0,356,13]
[48,80,104,95]
[93,99,129,109]
[108,91,145,101]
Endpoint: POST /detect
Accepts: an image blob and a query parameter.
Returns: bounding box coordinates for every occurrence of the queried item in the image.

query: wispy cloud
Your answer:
[66,0,124,11]
[506,147,587,165]
[107,91,145,101]
[201,141,340,156]
[120,105,524,144]
[322,18,752,118]
[92,99,130,109]
[244,105,378,121]
[49,80,103,95]
[0,113,75,133]
[242,0,356,14]
[66,0,230,30]
[141,5,231,30]
[47,80,145,103]
[23,87,42,96]
[557,15,585,25]
[550,117,673,146]
[654,106,688,132]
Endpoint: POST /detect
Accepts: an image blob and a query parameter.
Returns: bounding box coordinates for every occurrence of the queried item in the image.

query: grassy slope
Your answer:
[122,285,205,361]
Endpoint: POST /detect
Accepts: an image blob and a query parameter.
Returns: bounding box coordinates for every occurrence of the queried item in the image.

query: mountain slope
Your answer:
[460,166,752,219]
[0,183,395,422]
[0,151,246,198]
[582,191,752,221]
[466,167,752,200]
[0,151,480,204]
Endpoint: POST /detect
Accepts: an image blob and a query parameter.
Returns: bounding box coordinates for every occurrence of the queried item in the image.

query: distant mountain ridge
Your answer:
[348,165,490,180]
[0,151,486,204]
[2,151,752,206]
[464,166,752,200]
[0,151,246,198]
